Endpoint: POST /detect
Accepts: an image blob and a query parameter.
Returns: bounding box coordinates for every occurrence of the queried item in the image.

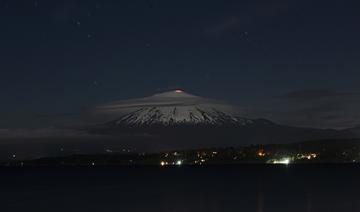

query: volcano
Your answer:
[92,90,263,127]
[85,90,355,150]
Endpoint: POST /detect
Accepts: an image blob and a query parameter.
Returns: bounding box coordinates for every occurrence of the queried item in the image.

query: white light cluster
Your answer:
[160,160,183,166]
[271,157,291,165]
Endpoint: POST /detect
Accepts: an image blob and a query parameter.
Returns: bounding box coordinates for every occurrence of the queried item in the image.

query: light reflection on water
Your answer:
[0,165,359,212]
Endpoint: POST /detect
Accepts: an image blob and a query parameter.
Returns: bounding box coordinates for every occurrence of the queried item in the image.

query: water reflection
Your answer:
[306,194,312,212]
[257,178,263,212]
[0,165,359,212]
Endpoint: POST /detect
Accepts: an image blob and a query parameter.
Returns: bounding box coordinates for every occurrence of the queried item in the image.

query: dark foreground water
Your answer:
[0,165,359,212]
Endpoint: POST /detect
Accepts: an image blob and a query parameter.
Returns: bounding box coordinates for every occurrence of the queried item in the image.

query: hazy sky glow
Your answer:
[1,0,360,128]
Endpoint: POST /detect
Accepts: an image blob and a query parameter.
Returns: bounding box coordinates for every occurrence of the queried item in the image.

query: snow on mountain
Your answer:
[80,90,357,150]
[109,106,254,126]
[90,90,256,127]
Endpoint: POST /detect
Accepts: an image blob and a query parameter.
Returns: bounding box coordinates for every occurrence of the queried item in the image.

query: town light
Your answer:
[271,157,291,165]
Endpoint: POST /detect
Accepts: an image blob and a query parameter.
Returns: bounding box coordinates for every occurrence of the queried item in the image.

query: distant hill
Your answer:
[5,139,360,166]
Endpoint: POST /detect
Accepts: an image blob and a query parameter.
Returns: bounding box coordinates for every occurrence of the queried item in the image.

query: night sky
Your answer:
[1,0,360,129]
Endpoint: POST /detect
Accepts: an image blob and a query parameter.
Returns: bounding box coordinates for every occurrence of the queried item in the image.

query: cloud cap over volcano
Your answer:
[87,90,247,125]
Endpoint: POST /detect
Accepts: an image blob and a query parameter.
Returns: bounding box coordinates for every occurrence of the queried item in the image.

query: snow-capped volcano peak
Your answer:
[109,106,254,127]
[82,91,353,150]
[89,90,256,127]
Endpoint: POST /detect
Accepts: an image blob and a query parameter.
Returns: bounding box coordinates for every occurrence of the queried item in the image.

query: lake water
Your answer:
[1,165,359,212]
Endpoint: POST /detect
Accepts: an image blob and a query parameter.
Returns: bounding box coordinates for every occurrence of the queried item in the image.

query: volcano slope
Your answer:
[85,90,355,151]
